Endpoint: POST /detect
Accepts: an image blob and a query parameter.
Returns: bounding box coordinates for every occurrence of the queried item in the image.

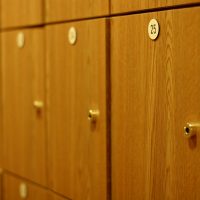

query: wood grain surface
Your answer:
[0,169,3,200]
[111,0,200,14]
[3,174,48,200]
[1,28,46,186]
[46,19,108,200]
[1,0,44,28]
[3,173,70,200]
[111,7,200,200]
[46,0,109,23]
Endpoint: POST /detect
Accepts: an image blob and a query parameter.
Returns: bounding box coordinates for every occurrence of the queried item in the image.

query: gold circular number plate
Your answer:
[148,19,159,40]
[68,27,77,45]
[17,32,25,48]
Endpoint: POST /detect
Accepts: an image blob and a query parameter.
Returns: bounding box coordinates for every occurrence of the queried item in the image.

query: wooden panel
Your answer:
[1,29,46,186]
[3,174,48,200]
[111,7,200,200]
[3,174,69,200]
[0,44,2,167]
[111,13,152,200]
[49,193,70,200]
[46,19,108,200]
[1,0,43,28]
[111,0,200,14]
[46,0,109,23]
[0,170,3,200]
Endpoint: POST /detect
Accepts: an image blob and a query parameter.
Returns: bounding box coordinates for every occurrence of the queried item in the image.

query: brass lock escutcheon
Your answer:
[88,109,100,123]
[184,122,200,138]
[33,100,44,110]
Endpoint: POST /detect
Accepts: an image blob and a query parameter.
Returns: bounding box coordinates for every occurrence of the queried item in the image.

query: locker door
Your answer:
[111,7,200,200]
[46,19,108,200]
[2,29,46,186]
[45,0,109,23]
[3,174,48,200]
[1,0,43,28]
[111,0,200,15]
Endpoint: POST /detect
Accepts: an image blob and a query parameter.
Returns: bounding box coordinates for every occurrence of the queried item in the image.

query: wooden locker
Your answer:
[45,0,109,23]
[46,19,108,200]
[3,173,70,200]
[1,29,46,186]
[111,7,200,200]
[111,0,200,15]
[1,0,44,28]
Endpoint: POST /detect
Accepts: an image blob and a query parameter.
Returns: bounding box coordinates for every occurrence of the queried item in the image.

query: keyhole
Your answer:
[185,127,190,134]
[88,112,92,120]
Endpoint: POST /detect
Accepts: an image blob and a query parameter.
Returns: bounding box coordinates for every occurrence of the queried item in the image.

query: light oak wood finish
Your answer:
[46,0,109,23]
[3,174,48,200]
[46,19,108,200]
[111,0,200,15]
[0,33,1,170]
[1,29,46,186]
[0,169,3,200]
[1,0,44,28]
[111,7,200,200]
[3,174,69,200]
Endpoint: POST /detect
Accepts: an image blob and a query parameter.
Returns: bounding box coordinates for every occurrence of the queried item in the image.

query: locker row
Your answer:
[1,6,200,200]
[1,0,200,28]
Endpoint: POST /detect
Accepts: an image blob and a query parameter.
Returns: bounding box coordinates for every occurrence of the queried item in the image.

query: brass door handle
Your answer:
[184,122,200,138]
[33,100,44,110]
[88,109,100,123]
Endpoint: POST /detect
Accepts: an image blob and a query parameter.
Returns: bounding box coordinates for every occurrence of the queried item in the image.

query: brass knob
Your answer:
[184,122,200,138]
[33,100,44,110]
[88,109,100,123]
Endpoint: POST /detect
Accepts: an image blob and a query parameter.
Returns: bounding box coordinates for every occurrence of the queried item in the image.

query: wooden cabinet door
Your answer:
[111,7,200,200]
[111,0,200,15]
[1,29,46,186]
[1,0,43,28]
[3,174,48,200]
[46,19,108,200]
[45,0,109,23]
